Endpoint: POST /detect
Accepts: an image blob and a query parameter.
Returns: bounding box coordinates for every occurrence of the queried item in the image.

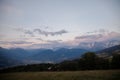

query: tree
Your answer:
[58,60,79,71]
[95,57,109,69]
[111,53,120,69]
[81,52,96,70]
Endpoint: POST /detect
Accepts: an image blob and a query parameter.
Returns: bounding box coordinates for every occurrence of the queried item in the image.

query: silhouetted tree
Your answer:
[82,52,96,70]
[95,57,109,69]
[111,54,120,69]
[58,60,79,71]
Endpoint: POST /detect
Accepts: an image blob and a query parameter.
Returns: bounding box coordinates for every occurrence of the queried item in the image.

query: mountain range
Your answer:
[0,44,120,69]
[0,47,88,69]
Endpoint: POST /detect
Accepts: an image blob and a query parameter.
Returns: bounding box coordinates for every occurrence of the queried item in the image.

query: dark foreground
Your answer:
[0,70,120,80]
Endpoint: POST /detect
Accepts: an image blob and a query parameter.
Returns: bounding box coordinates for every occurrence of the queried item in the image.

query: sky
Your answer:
[0,0,120,49]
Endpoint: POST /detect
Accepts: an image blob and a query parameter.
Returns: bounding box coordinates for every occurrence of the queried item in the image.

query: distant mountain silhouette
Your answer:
[29,48,88,63]
[0,47,87,68]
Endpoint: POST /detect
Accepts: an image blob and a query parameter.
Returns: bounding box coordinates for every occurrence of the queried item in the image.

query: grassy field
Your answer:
[0,70,120,80]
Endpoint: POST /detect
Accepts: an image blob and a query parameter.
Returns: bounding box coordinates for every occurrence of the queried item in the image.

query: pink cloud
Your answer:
[75,31,120,43]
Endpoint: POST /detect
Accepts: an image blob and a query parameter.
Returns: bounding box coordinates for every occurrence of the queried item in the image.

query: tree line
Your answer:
[0,52,120,72]
[55,52,120,71]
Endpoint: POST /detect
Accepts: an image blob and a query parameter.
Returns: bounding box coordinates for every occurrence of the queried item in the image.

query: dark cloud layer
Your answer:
[34,29,67,36]
[75,34,103,40]
[24,30,35,37]
[15,28,68,37]
[75,31,120,42]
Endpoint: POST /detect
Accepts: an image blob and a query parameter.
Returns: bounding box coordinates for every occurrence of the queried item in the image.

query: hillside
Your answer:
[97,45,120,57]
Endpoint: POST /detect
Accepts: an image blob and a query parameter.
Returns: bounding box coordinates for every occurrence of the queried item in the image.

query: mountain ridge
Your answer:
[0,44,120,69]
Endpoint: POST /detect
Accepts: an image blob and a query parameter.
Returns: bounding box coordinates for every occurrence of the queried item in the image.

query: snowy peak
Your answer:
[78,40,120,51]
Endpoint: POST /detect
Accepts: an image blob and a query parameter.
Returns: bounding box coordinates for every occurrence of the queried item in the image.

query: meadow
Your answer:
[0,70,120,80]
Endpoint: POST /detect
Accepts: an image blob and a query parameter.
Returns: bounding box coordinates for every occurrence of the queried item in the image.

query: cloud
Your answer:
[24,30,34,37]
[35,38,44,41]
[13,28,34,37]
[34,29,68,36]
[75,34,103,40]
[0,40,33,48]
[0,41,33,45]
[1,30,120,49]
[86,29,107,34]
[10,41,33,44]
[27,40,69,49]
[2,28,120,49]
[75,31,120,43]
[46,40,62,43]
[26,38,72,49]
[14,28,68,37]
